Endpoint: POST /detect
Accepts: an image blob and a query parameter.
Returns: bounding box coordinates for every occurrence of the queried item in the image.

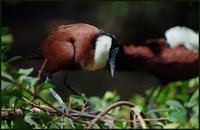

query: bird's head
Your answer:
[93,29,119,77]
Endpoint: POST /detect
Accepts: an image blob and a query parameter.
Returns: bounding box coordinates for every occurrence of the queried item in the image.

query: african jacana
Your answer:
[123,26,198,84]
[35,23,119,77]
[32,23,119,123]
[121,26,198,110]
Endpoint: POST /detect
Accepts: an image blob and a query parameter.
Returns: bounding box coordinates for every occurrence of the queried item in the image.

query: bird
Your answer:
[123,38,198,84]
[118,26,198,126]
[121,25,198,84]
[34,23,119,78]
[31,23,119,124]
[119,26,198,110]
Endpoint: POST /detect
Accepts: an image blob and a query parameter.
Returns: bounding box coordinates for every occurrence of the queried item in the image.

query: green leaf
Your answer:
[1,120,10,129]
[190,89,199,101]
[103,91,120,102]
[90,96,103,111]
[9,96,18,107]
[97,120,109,129]
[134,105,142,113]
[189,105,199,128]
[157,122,164,127]
[166,100,186,113]
[147,108,171,114]
[38,113,52,123]
[1,80,12,90]
[192,105,199,118]
[18,68,33,76]
[129,94,145,107]
[1,71,13,80]
[1,45,11,56]
[7,56,21,63]
[163,123,180,129]
[38,82,54,92]
[13,118,33,129]
[1,34,13,45]
[15,99,27,108]
[186,89,199,107]
[113,120,123,128]
[75,123,85,129]
[188,77,199,88]
[11,86,23,98]
[21,76,39,88]
[176,94,189,102]
[10,71,23,79]
[104,91,116,100]
[168,111,187,123]
[1,62,7,72]
[113,120,128,129]
[1,91,11,107]
[69,95,85,106]
[24,114,41,129]
[0,27,9,35]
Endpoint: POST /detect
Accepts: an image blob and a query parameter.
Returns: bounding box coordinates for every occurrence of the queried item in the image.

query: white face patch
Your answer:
[165,26,199,53]
[91,35,112,70]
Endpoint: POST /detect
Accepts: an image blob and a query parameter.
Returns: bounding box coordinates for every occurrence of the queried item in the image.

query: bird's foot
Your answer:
[48,88,75,129]
[59,102,75,129]
[45,76,75,129]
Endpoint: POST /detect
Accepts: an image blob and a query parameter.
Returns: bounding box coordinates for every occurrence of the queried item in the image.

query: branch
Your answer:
[87,101,151,128]
[1,75,89,125]
[1,76,166,129]
[131,107,147,128]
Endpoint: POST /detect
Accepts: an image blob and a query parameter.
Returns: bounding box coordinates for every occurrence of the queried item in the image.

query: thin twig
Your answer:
[1,76,168,129]
[134,115,137,128]
[129,109,134,128]
[131,107,147,128]
[70,112,168,122]
[1,107,168,123]
[81,98,92,113]
[87,101,150,128]
[1,75,89,125]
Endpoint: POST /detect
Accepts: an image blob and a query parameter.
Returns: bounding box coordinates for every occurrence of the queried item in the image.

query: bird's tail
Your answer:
[29,52,44,60]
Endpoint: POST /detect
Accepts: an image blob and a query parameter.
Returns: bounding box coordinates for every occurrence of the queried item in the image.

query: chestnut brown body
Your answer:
[40,23,100,73]
[123,38,198,84]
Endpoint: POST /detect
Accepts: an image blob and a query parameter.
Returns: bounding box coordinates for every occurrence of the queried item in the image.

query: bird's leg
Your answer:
[45,74,75,129]
[64,72,88,101]
[64,72,92,112]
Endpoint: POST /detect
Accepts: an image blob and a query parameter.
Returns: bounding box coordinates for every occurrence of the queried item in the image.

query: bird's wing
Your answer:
[40,25,75,73]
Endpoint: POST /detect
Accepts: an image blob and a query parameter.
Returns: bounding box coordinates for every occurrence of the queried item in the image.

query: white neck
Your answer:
[91,35,112,70]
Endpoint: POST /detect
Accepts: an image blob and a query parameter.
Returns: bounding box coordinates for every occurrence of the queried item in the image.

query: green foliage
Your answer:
[39,82,54,92]
[137,77,199,129]
[113,120,128,129]
[13,118,33,129]
[69,95,85,106]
